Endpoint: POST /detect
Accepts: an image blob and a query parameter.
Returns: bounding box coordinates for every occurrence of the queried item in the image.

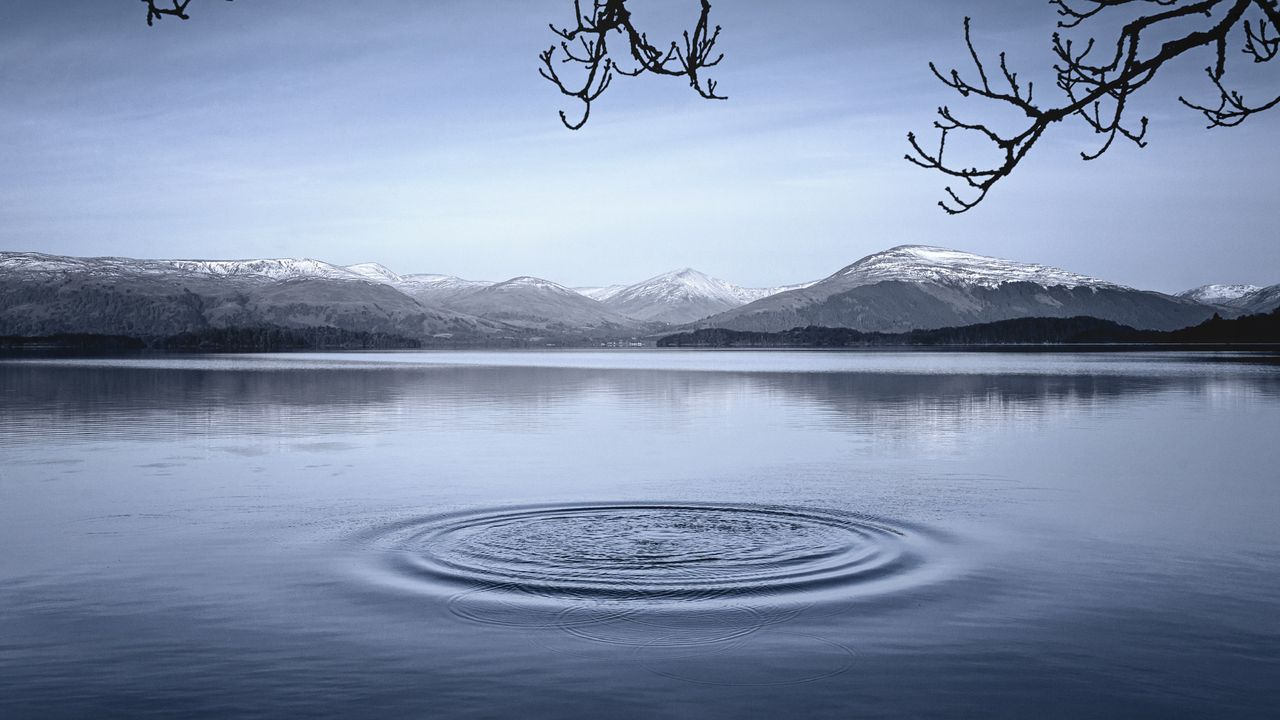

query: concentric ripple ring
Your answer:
[364,502,930,603]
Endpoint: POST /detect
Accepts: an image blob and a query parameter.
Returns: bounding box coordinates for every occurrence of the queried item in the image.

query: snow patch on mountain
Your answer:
[832,245,1124,290]
[575,285,628,302]
[614,269,742,303]
[693,244,1219,334]
[0,251,368,282]
[732,281,818,303]
[165,258,362,281]
[342,263,494,303]
[617,269,813,305]
[1177,284,1263,305]
[345,263,404,284]
[488,276,580,294]
[0,251,516,340]
[1234,284,1280,314]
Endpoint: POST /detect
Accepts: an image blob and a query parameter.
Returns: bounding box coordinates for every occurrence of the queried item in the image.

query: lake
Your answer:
[2,350,1278,718]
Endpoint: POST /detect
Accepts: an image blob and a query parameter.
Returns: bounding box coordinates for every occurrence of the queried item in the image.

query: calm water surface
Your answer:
[2,350,1278,718]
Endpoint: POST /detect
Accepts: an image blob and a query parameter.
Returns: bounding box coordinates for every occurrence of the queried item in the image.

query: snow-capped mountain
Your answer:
[1,251,366,282]
[601,268,753,324]
[587,268,817,325]
[0,251,504,341]
[698,245,1216,333]
[2,248,1244,342]
[1177,284,1264,306]
[444,276,645,333]
[827,245,1123,291]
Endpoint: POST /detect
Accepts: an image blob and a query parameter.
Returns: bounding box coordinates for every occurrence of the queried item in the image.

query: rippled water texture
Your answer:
[373,503,926,600]
[2,351,1280,718]
[359,502,939,684]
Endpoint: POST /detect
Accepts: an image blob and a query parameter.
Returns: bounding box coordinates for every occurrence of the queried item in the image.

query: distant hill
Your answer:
[585,268,814,325]
[442,276,650,335]
[657,309,1280,348]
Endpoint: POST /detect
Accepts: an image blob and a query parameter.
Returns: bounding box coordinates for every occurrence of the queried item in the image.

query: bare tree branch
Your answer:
[140,0,724,131]
[539,0,726,129]
[142,0,231,27]
[909,0,1278,214]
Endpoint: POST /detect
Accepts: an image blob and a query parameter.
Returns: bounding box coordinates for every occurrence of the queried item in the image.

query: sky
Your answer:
[0,0,1276,293]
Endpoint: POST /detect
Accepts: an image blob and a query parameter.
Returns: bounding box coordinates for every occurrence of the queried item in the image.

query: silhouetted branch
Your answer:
[142,0,231,27]
[140,0,723,131]
[1180,3,1280,124]
[539,0,726,129]
[909,0,1278,214]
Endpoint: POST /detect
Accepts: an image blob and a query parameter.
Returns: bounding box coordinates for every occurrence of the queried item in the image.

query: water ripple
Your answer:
[355,502,944,685]
[361,502,936,603]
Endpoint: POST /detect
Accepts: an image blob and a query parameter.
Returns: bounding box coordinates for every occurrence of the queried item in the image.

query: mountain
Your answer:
[600,268,759,324]
[344,263,493,305]
[1177,284,1263,306]
[2,248,1245,345]
[586,268,816,325]
[443,276,647,335]
[1235,284,1280,315]
[696,245,1218,333]
[0,252,503,342]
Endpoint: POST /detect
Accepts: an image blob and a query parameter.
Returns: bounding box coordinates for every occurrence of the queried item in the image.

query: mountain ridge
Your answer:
[4,247,1271,342]
[694,245,1218,333]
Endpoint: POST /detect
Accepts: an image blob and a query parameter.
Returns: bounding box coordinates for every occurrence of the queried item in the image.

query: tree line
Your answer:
[656,308,1280,348]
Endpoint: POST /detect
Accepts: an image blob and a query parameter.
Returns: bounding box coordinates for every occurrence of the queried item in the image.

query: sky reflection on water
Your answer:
[1,351,1278,718]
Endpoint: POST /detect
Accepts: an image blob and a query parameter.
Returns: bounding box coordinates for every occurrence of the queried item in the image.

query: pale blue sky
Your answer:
[0,1,1275,292]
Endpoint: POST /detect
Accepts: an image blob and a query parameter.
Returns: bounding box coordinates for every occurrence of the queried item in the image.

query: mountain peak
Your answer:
[621,268,739,301]
[491,276,574,293]
[1177,284,1263,305]
[836,245,1121,290]
[578,266,818,325]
